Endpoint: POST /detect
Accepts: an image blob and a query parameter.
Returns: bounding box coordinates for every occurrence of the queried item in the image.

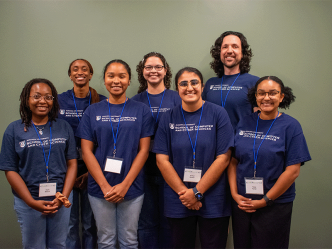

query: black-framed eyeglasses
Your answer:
[178,79,200,88]
[144,65,164,71]
[30,94,54,102]
[256,90,280,99]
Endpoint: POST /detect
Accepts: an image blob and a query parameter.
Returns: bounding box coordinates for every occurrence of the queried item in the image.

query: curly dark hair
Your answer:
[103,59,131,80]
[67,58,94,76]
[247,76,296,109]
[20,78,59,130]
[210,31,253,77]
[136,52,172,93]
[174,67,204,91]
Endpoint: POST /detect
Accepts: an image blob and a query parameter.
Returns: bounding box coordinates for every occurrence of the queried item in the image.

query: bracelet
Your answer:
[55,192,71,208]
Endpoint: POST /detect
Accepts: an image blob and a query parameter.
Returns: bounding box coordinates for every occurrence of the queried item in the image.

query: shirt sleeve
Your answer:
[65,121,79,160]
[285,123,311,166]
[0,124,19,172]
[140,105,155,138]
[75,107,95,142]
[152,113,170,155]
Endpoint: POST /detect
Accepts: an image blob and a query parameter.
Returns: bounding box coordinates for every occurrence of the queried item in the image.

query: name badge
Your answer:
[105,157,123,174]
[245,177,264,195]
[39,182,57,197]
[183,167,202,183]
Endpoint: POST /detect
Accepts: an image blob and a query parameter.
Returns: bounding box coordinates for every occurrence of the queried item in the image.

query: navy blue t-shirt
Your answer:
[58,89,107,175]
[234,112,311,203]
[131,89,181,176]
[153,102,234,218]
[0,119,78,200]
[76,99,155,200]
[131,89,181,127]
[202,73,259,129]
[58,89,107,134]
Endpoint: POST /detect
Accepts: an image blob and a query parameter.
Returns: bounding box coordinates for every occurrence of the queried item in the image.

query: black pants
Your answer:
[232,199,293,249]
[168,215,229,249]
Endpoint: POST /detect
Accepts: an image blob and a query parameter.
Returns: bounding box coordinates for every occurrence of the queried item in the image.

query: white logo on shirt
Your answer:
[19,140,26,148]
[239,130,280,141]
[96,116,101,121]
[169,123,174,129]
[59,109,65,115]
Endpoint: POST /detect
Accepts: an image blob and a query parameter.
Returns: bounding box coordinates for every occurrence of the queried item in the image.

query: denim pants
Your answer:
[14,193,72,249]
[88,194,144,249]
[66,188,97,249]
[138,175,171,249]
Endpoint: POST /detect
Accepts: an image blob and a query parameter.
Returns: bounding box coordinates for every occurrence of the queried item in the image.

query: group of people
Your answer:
[0,31,311,249]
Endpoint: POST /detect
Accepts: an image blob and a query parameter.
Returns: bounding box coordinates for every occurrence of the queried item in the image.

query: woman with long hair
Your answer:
[228,76,311,248]
[132,52,181,249]
[58,58,107,248]
[0,78,77,248]
[76,59,155,248]
[153,67,234,249]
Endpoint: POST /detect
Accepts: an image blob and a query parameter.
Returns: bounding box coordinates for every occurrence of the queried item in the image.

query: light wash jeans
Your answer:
[14,193,72,249]
[66,188,97,249]
[88,194,144,249]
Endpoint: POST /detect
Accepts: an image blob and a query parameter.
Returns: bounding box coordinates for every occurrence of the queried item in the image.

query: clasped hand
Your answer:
[233,194,266,213]
[103,182,129,203]
[178,189,202,210]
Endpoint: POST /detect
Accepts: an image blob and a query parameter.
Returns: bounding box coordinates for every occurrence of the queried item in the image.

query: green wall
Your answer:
[0,1,331,248]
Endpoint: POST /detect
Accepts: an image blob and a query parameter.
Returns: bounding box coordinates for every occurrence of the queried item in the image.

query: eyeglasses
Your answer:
[256,90,280,99]
[178,79,200,88]
[144,65,164,71]
[30,94,54,102]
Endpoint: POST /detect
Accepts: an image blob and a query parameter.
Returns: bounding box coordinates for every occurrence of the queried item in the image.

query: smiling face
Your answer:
[220,35,243,71]
[256,79,284,118]
[69,60,93,87]
[28,83,53,122]
[143,56,167,86]
[177,71,203,109]
[104,62,130,100]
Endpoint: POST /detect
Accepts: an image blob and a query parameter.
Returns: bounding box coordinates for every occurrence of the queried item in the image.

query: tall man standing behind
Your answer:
[58,59,107,249]
[202,31,259,129]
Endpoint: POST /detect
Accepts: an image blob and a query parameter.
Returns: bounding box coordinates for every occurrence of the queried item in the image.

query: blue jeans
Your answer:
[66,188,97,249]
[89,194,144,249]
[14,193,72,249]
[138,175,171,249]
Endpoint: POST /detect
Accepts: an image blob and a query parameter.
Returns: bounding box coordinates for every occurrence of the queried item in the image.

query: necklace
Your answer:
[35,125,45,135]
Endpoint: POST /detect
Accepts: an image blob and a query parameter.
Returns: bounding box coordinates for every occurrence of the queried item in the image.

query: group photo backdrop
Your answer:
[0,1,331,248]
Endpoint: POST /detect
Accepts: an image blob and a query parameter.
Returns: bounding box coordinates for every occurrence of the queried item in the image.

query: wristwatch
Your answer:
[193,186,203,201]
[263,195,274,206]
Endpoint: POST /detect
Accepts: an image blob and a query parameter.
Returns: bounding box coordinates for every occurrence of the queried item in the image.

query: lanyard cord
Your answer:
[72,90,91,122]
[253,112,279,177]
[107,99,127,157]
[32,121,52,182]
[146,89,166,123]
[180,102,204,168]
[220,73,240,107]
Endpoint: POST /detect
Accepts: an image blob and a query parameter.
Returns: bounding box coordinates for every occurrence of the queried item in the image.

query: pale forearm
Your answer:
[196,150,231,194]
[227,157,239,197]
[81,139,110,193]
[122,137,150,188]
[156,154,187,193]
[265,164,300,200]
